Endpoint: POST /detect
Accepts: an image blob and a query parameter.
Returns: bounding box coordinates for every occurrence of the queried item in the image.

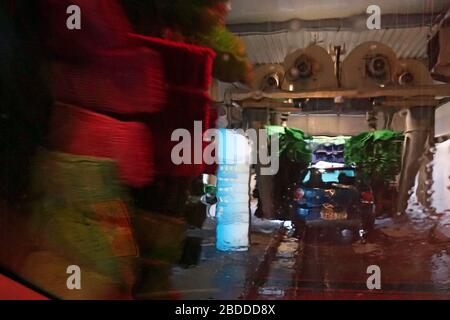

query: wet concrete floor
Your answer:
[172,217,450,300]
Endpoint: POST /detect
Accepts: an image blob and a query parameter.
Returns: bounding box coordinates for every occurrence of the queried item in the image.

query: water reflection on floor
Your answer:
[172,214,450,300]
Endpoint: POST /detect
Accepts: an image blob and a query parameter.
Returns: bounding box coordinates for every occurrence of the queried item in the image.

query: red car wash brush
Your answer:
[147,89,213,178]
[49,102,155,188]
[51,46,167,115]
[129,34,216,92]
[43,0,218,184]
[41,0,134,61]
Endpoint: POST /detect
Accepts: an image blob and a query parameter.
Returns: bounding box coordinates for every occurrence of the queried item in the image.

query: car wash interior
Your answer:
[1,0,450,300]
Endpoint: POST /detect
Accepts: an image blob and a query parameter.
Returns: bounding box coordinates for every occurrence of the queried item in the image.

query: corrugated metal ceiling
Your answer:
[228,0,450,24]
[240,27,431,64]
[227,0,450,65]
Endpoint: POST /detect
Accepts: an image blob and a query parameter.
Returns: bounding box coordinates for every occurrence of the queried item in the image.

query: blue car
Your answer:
[290,166,376,240]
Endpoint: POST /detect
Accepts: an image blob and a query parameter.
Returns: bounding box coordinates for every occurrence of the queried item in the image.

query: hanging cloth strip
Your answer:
[49,102,154,188]
[43,0,218,182]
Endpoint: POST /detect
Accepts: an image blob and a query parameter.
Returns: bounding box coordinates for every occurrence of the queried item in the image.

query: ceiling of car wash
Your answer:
[227,0,450,64]
[237,28,431,64]
[227,0,450,24]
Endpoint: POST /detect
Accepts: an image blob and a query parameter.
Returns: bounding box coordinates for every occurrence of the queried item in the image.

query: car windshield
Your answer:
[302,169,356,188]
